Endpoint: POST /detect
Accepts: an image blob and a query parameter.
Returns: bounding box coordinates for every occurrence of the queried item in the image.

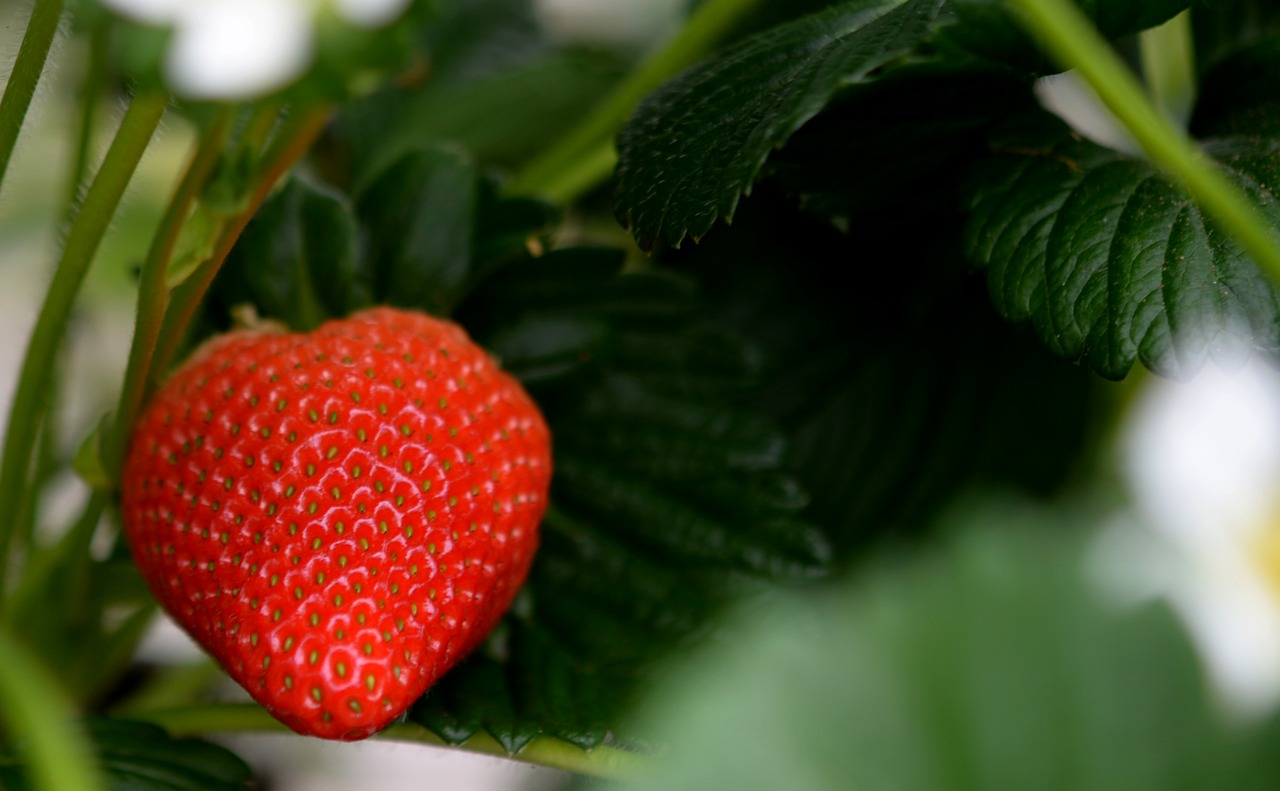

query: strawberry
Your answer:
[120,307,551,740]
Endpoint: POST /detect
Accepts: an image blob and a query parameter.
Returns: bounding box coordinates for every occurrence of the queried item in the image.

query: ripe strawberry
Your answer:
[120,307,551,740]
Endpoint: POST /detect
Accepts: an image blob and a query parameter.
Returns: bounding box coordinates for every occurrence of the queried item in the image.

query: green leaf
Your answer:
[963,109,1280,379]
[663,189,1094,555]
[71,414,113,491]
[356,147,477,315]
[613,0,1198,250]
[0,718,252,791]
[609,501,1280,791]
[209,175,366,331]
[614,0,943,250]
[335,51,626,189]
[765,65,1034,224]
[1190,33,1280,138]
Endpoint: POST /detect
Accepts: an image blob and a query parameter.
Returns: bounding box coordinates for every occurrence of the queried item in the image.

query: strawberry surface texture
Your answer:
[121,307,551,740]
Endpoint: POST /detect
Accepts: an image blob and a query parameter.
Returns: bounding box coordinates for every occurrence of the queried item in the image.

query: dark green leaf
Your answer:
[765,65,1034,224]
[664,188,1094,556]
[357,147,478,315]
[610,501,1280,791]
[963,109,1280,379]
[0,718,253,791]
[1191,0,1280,77]
[1191,34,1280,137]
[334,51,626,188]
[614,0,1197,250]
[615,0,944,250]
[210,176,366,331]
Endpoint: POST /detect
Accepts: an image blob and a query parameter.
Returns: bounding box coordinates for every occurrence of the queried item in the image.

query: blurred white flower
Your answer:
[99,0,414,100]
[1092,360,1280,720]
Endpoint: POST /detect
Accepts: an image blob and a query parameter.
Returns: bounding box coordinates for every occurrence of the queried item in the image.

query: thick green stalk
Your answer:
[133,703,646,780]
[1007,0,1280,282]
[0,0,65,194]
[150,105,332,382]
[0,91,168,596]
[106,109,236,474]
[0,626,105,791]
[505,0,764,200]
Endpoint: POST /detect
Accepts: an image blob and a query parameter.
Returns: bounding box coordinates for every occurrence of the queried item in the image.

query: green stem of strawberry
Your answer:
[0,90,168,597]
[132,703,647,780]
[1007,0,1280,282]
[0,0,65,197]
[149,104,334,383]
[504,0,765,203]
[105,108,238,476]
[0,625,106,791]
[63,16,110,223]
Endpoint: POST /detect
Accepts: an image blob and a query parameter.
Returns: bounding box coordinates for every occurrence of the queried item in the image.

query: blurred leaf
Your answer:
[335,51,626,188]
[72,415,113,491]
[209,176,366,331]
[356,146,478,315]
[963,109,1280,380]
[0,718,252,791]
[608,501,1280,791]
[1190,33,1280,138]
[1190,0,1280,77]
[665,188,1094,556]
[765,65,1033,224]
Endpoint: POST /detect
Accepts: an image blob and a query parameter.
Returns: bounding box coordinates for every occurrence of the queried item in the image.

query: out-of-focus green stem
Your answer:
[133,703,646,780]
[0,91,168,598]
[0,625,106,791]
[64,18,110,217]
[505,0,764,201]
[0,0,65,195]
[150,105,332,383]
[106,109,236,475]
[1007,0,1280,283]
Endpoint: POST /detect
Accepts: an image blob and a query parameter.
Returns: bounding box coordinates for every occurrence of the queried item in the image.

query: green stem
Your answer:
[64,18,110,219]
[150,105,332,382]
[2,491,107,626]
[0,91,168,597]
[1007,0,1280,282]
[132,703,646,781]
[505,0,764,200]
[105,109,236,474]
[0,0,65,195]
[0,625,105,791]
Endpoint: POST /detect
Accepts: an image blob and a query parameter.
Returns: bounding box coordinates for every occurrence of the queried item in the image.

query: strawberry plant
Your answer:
[2,0,1280,788]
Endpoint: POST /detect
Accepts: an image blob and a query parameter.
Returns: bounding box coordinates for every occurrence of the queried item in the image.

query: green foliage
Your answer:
[963,108,1280,379]
[610,501,1280,791]
[5,0,1280,785]
[0,718,252,790]
[613,0,1197,251]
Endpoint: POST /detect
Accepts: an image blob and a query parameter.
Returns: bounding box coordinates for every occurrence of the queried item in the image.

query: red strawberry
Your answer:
[120,307,551,740]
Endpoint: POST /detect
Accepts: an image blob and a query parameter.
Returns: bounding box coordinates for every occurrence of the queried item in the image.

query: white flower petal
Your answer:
[333,0,413,28]
[1169,562,1280,719]
[165,0,316,100]
[1122,361,1280,547]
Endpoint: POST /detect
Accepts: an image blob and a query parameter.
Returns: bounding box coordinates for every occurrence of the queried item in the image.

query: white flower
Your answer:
[1091,360,1280,720]
[99,0,414,100]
